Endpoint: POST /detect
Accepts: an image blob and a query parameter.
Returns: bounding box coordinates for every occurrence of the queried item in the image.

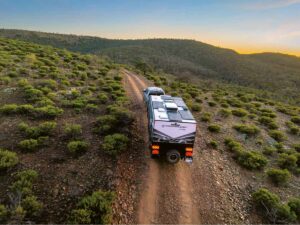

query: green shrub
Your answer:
[33,105,63,118]
[191,103,201,112]
[0,104,18,114]
[0,149,19,170]
[102,133,129,156]
[269,130,286,142]
[200,112,211,122]
[224,138,243,153]
[69,209,92,224]
[67,141,89,155]
[233,124,260,136]
[236,150,267,170]
[294,143,300,152]
[0,204,8,222]
[291,116,300,125]
[21,195,42,217]
[258,116,278,129]
[252,188,296,223]
[252,188,280,212]
[19,122,56,138]
[209,140,218,149]
[95,115,118,134]
[289,125,300,135]
[17,104,34,114]
[64,124,82,138]
[232,109,248,117]
[288,198,300,218]
[70,190,115,224]
[277,153,297,170]
[10,169,38,195]
[263,146,276,156]
[18,139,39,152]
[208,124,221,133]
[219,108,231,117]
[97,93,109,104]
[267,168,291,185]
[208,101,216,107]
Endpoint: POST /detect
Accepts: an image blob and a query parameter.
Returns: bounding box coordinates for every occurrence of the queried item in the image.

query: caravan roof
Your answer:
[150,95,196,123]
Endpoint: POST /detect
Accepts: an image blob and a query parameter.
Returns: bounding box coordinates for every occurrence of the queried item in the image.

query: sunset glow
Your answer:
[0,0,299,56]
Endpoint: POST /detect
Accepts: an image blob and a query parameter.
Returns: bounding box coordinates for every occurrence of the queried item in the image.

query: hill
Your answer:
[0,36,300,224]
[1,29,300,105]
[0,37,133,223]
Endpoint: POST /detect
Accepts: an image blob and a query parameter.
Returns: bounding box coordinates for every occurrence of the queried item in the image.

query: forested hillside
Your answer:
[0,29,300,105]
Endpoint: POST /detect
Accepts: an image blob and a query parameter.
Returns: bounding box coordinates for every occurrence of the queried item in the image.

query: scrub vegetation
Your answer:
[0,37,132,223]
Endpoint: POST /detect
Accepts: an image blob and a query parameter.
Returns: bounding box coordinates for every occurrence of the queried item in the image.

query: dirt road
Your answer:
[122,70,200,224]
[116,70,250,224]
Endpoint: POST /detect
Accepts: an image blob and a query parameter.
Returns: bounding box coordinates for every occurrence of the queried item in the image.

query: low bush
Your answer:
[258,116,278,129]
[224,139,267,169]
[69,190,115,224]
[263,146,276,156]
[69,209,91,224]
[0,204,8,222]
[289,126,300,135]
[224,138,243,153]
[236,150,268,170]
[191,103,201,112]
[233,124,260,136]
[294,143,300,152]
[18,139,39,152]
[102,133,129,157]
[33,105,63,118]
[269,130,286,142]
[232,109,248,117]
[67,141,89,155]
[18,121,56,138]
[21,195,43,217]
[64,124,82,139]
[0,149,19,170]
[97,93,109,104]
[288,198,300,218]
[219,108,231,117]
[10,169,38,195]
[209,140,218,149]
[277,153,297,170]
[200,113,211,122]
[252,188,297,224]
[291,116,300,125]
[208,124,221,133]
[0,104,18,114]
[208,101,216,107]
[267,168,291,185]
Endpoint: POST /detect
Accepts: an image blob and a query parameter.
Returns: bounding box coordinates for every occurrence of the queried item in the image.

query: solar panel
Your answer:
[152,101,164,109]
[179,110,194,120]
[167,111,182,121]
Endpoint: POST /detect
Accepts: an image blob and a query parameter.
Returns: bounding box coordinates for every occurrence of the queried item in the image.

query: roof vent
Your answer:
[165,102,178,110]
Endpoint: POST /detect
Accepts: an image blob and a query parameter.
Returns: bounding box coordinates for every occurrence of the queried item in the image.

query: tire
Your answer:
[166,150,180,164]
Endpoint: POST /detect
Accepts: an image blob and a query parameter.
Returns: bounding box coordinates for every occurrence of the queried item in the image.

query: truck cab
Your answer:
[143,87,165,103]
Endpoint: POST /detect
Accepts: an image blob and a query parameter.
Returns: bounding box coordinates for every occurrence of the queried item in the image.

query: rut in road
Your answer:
[123,70,201,224]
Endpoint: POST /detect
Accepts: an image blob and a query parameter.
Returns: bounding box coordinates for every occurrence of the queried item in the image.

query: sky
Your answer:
[0,0,300,56]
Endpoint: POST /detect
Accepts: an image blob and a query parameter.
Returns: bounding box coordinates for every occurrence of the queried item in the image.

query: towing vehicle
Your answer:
[143,87,197,163]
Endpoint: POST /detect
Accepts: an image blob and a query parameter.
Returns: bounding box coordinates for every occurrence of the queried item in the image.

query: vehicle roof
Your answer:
[146,87,164,92]
[149,95,196,123]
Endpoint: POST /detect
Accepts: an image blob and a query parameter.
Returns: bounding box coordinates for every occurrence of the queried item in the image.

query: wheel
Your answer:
[166,150,180,164]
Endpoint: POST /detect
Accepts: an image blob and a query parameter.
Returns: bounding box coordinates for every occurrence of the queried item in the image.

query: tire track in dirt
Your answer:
[123,70,201,224]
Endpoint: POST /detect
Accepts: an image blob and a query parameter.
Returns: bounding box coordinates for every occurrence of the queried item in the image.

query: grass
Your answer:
[233,124,260,136]
[0,149,19,171]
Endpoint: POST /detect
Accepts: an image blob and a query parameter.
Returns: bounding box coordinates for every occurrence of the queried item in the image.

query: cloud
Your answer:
[244,0,300,10]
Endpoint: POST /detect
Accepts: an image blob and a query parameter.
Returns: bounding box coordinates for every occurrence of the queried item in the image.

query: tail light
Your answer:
[185,147,193,157]
[152,145,160,150]
[185,151,193,157]
[152,149,159,155]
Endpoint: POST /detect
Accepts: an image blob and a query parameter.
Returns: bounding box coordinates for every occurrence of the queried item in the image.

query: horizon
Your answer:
[1,0,300,56]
